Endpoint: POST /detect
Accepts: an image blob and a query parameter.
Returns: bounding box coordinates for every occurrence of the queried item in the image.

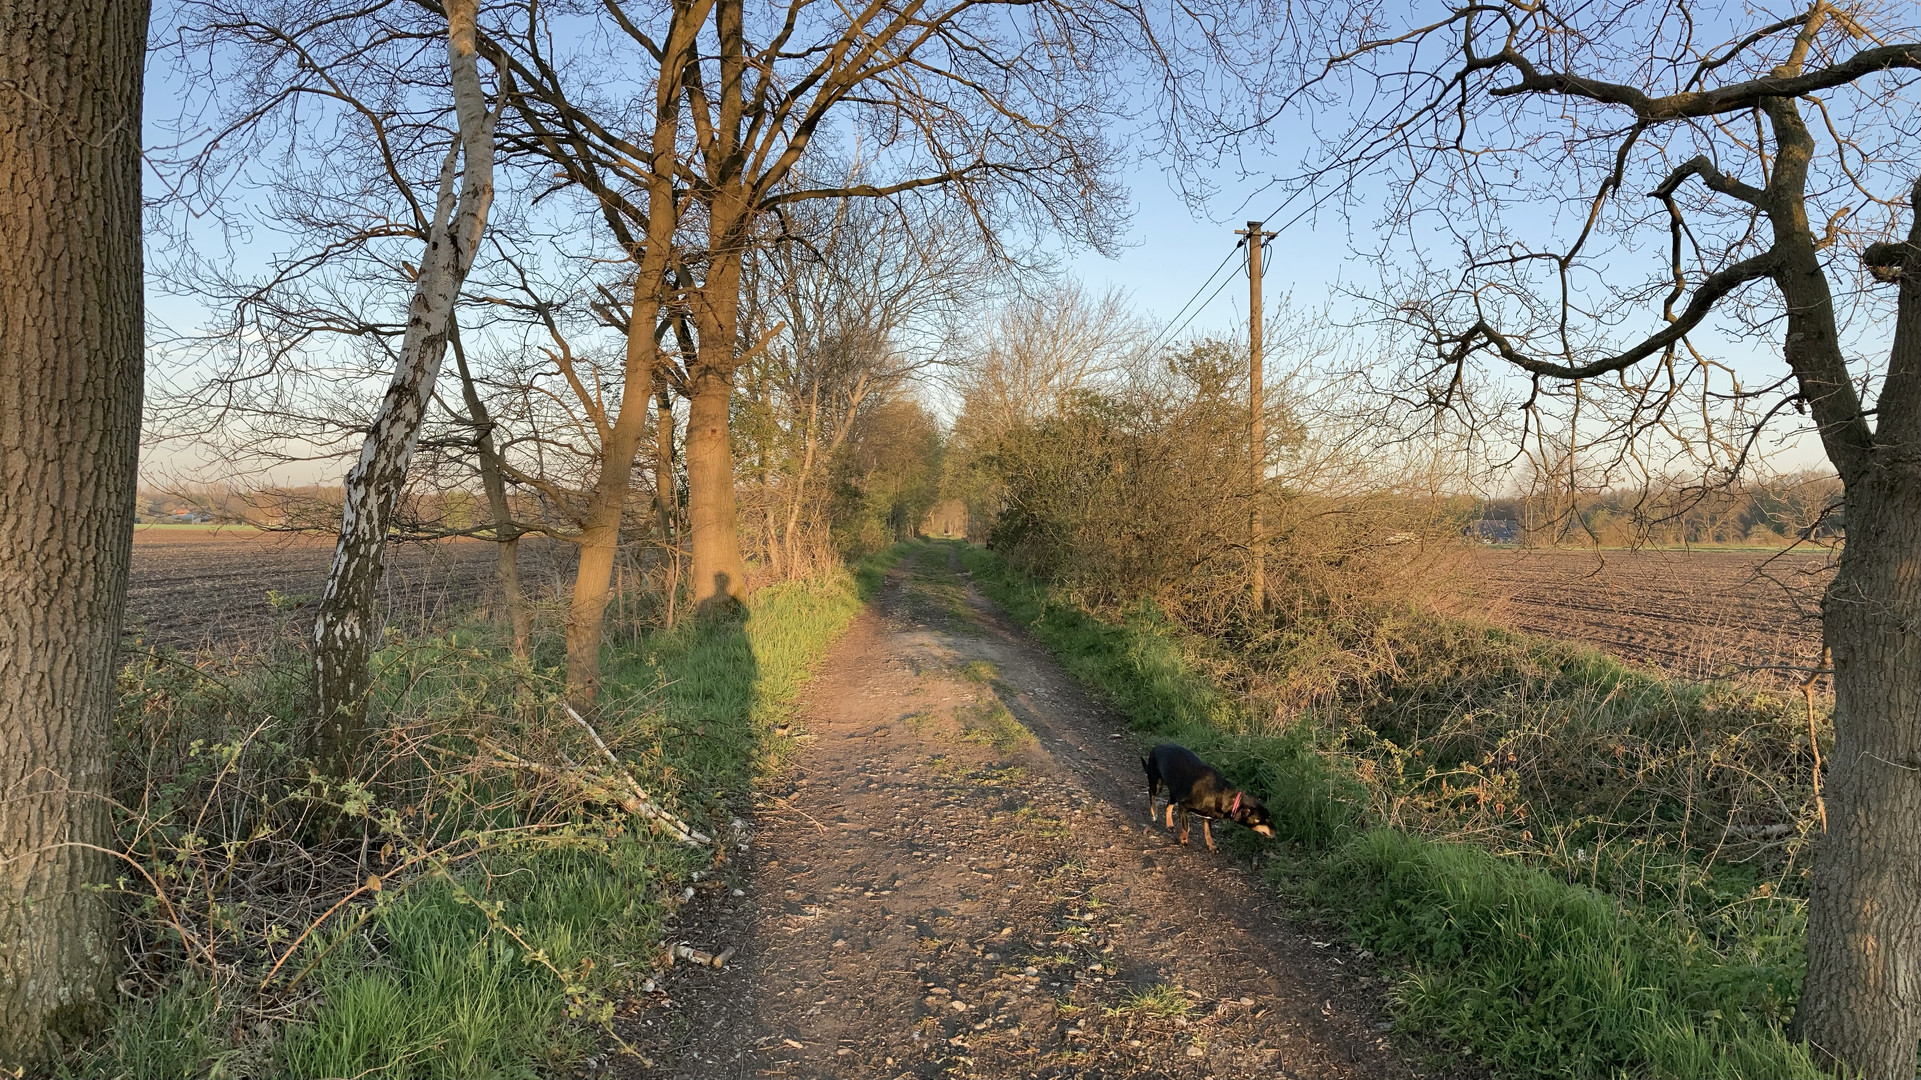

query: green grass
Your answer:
[955,697,1036,755]
[947,659,1035,754]
[65,545,909,1080]
[954,540,1824,1079]
[1105,982,1194,1020]
[273,838,686,1080]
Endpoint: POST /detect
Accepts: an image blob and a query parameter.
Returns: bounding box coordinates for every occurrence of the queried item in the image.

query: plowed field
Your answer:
[126,527,566,652]
[1462,547,1834,686]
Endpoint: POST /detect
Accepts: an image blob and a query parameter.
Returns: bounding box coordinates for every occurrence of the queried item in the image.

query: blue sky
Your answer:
[1060,152,1837,479]
[1060,148,1357,338]
[139,6,1841,488]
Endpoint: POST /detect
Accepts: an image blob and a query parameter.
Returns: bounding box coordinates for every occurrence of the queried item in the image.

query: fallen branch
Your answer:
[566,704,712,846]
[482,726,709,847]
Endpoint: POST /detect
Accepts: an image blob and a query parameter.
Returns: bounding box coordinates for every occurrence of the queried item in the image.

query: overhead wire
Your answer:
[1142,239,1244,357]
[1150,255,1246,354]
[1145,198,1306,356]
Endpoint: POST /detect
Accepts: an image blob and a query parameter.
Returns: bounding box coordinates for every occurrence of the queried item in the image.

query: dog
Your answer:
[1143,742,1276,851]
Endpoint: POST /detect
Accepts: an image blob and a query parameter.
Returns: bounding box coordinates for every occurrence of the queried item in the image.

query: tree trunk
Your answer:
[450,318,530,657]
[311,1,496,772]
[557,205,674,709]
[0,0,148,1061]
[564,413,648,704]
[1793,172,1921,1079]
[1796,468,1921,1079]
[685,363,748,608]
[552,0,708,703]
[654,385,683,629]
[681,0,751,611]
[686,188,749,609]
[655,384,678,551]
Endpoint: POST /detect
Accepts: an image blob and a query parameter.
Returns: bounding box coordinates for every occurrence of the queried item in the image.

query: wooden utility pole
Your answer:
[1237,221,1276,610]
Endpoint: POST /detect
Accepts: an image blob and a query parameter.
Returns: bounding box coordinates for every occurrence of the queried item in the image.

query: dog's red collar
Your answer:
[1230,791,1242,815]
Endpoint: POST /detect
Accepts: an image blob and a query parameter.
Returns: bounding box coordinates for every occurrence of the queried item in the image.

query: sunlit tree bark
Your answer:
[0,0,148,1060]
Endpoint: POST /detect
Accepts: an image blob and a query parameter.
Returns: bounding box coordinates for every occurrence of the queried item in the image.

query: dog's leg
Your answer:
[1178,806,1190,845]
[1203,817,1215,852]
[1165,803,1176,829]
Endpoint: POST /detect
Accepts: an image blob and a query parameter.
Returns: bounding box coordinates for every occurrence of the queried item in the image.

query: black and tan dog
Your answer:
[1143,742,1276,850]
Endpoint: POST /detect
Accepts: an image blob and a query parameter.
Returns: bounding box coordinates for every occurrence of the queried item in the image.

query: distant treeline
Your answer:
[1469,472,1843,548]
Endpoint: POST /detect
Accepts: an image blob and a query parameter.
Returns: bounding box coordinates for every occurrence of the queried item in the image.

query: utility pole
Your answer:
[1236,221,1277,610]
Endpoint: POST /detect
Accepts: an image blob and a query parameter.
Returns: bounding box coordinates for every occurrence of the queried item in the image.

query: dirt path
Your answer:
[617,544,1422,1079]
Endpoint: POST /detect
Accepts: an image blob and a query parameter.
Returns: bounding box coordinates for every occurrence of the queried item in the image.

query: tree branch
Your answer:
[1442,250,1781,381]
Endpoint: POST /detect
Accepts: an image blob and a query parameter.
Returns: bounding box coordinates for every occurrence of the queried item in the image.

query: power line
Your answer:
[1151,258,1243,353]
[1144,240,1244,357]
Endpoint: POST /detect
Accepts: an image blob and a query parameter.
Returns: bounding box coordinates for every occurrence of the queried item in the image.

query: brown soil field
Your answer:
[126,527,570,651]
[1457,547,1835,686]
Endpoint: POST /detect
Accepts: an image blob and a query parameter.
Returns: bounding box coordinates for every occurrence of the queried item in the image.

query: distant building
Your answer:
[1465,518,1521,544]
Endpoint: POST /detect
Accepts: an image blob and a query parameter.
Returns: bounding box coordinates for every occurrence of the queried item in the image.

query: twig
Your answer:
[1804,648,1829,832]
[766,793,827,832]
[482,738,685,826]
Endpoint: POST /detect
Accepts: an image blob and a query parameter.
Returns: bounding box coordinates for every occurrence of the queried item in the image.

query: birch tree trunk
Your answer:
[311,0,497,773]
[0,0,148,1060]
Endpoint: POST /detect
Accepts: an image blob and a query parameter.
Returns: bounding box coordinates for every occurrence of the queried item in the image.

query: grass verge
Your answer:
[955,540,1823,1080]
[60,547,904,1079]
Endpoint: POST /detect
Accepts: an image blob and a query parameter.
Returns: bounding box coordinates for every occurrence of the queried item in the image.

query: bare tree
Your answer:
[0,0,147,1060]
[433,0,711,700]
[310,0,501,770]
[152,1,526,757]
[741,191,990,575]
[657,0,1141,608]
[953,283,1141,434]
[154,0,698,711]
[1264,2,1921,1072]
